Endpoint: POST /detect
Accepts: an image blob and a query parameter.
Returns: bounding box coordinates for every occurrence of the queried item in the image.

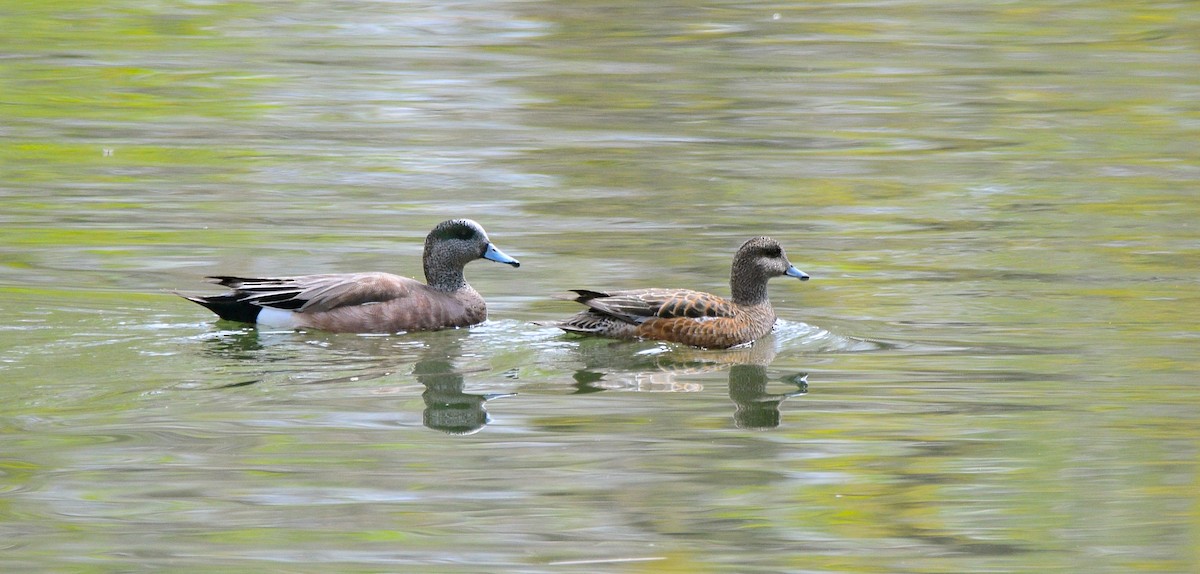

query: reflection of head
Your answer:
[415,355,511,435]
[727,364,807,430]
[421,392,491,435]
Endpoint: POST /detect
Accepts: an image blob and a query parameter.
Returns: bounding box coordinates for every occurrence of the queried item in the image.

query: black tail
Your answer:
[567,289,610,303]
[179,293,261,324]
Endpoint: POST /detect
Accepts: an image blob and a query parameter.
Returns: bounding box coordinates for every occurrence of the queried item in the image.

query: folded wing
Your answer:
[568,288,736,325]
[208,273,420,314]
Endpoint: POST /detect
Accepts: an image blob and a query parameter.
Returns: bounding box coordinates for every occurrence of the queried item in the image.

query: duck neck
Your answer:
[424,267,465,291]
[424,260,468,292]
[730,263,770,306]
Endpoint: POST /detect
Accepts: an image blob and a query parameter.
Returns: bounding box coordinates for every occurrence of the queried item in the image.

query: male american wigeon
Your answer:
[180,219,519,333]
[542,237,808,349]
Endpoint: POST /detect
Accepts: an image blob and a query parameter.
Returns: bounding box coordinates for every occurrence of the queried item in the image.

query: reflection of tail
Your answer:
[727,364,808,430]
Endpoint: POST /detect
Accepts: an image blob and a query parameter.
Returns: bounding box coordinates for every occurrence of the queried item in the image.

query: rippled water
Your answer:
[2,1,1198,572]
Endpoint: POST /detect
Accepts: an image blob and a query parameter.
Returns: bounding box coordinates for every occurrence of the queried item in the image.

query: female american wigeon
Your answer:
[180,219,519,333]
[542,237,808,349]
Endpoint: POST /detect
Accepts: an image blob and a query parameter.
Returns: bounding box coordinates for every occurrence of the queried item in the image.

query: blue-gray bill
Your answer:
[483,243,520,267]
[786,265,809,280]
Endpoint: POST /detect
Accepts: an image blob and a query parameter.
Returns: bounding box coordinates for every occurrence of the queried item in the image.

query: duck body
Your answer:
[544,237,808,349]
[188,272,488,333]
[181,219,519,334]
[552,287,778,349]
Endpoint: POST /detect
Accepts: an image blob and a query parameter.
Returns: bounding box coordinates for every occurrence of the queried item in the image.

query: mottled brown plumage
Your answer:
[179,219,519,333]
[543,237,809,349]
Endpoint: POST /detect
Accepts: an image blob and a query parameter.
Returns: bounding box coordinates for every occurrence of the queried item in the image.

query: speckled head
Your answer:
[423,219,519,290]
[730,236,808,305]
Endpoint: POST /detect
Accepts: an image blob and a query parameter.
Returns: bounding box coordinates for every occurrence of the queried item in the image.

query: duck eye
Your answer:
[764,245,782,258]
[454,227,475,240]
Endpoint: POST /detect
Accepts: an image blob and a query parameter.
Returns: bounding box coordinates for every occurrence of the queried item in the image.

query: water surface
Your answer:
[2,1,1198,572]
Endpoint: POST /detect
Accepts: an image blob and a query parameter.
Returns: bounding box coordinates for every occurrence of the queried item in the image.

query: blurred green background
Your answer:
[1,1,1197,572]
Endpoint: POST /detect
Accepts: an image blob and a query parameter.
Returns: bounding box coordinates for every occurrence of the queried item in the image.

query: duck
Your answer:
[542,236,808,349]
[180,218,519,333]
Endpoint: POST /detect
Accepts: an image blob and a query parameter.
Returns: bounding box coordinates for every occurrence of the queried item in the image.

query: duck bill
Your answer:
[785,265,809,281]
[483,243,520,267]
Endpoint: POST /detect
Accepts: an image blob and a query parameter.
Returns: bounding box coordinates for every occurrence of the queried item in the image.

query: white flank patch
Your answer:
[256,307,298,329]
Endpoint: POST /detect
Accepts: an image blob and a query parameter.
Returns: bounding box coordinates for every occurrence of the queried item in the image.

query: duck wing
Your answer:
[209,273,421,314]
[568,288,737,325]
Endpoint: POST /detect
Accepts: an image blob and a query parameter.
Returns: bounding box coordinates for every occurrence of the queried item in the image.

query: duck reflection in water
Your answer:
[727,364,808,430]
[565,336,809,429]
[567,335,782,393]
[414,354,514,435]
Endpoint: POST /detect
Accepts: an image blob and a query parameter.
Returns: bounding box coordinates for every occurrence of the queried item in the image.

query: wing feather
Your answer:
[571,288,736,325]
[208,273,420,314]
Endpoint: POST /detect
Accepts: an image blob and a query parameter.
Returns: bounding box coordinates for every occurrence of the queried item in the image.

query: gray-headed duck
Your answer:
[181,219,519,333]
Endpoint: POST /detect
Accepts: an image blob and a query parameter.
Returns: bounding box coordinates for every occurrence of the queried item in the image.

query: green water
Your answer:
[1,1,1198,572]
